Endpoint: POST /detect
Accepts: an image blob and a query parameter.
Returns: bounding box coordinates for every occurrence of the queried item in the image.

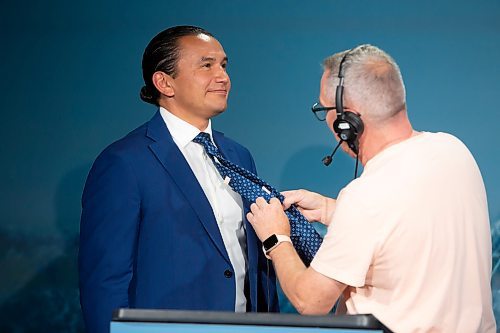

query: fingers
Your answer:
[249,197,285,220]
[296,206,306,216]
[249,197,270,220]
[255,196,267,207]
[269,197,282,207]
[246,211,254,223]
[251,197,283,211]
[282,189,305,209]
[246,196,291,241]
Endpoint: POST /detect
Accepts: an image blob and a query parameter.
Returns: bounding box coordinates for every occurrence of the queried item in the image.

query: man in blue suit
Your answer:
[78,26,279,333]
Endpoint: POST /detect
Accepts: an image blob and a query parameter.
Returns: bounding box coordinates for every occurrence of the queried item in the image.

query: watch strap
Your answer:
[262,234,292,259]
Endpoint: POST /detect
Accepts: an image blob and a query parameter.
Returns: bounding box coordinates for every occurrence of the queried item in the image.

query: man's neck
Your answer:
[159,102,209,131]
[359,113,415,165]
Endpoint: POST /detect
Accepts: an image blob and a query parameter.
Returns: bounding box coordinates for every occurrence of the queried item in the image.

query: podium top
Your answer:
[113,309,392,332]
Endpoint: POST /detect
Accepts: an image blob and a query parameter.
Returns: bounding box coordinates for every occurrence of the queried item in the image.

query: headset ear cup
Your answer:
[343,111,364,137]
[332,112,364,154]
[332,118,342,136]
[333,114,363,141]
[333,118,353,142]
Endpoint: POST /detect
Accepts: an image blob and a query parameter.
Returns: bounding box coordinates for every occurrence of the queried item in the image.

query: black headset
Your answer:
[332,50,364,155]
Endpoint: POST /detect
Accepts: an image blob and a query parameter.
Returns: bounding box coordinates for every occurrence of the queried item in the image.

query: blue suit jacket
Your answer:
[79,111,279,333]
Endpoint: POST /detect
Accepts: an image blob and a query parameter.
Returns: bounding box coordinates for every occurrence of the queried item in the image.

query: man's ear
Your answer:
[152,71,175,97]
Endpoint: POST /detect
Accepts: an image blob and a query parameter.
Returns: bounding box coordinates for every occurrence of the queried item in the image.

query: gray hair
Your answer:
[322,44,406,122]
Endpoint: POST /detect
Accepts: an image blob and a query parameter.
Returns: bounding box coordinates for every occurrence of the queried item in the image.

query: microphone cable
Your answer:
[354,152,359,179]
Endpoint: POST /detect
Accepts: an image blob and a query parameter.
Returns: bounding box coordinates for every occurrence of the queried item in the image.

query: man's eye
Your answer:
[202,63,211,68]
[222,63,227,69]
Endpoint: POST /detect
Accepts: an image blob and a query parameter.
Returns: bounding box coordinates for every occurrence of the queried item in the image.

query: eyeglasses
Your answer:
[311,102,336,121]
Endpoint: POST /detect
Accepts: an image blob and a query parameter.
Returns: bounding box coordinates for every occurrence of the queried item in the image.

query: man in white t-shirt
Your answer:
[247,44,496,332]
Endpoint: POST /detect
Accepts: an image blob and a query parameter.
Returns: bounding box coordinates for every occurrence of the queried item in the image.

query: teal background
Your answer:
[1,0,499,332]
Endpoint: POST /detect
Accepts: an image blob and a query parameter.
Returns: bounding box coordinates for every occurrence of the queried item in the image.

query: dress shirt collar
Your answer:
[159,107,214,148]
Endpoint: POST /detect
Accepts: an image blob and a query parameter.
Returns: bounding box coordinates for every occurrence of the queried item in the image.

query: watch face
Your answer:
[263,234,278,251]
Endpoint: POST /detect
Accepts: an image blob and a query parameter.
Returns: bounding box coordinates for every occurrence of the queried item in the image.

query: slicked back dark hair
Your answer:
[140,25,214,106]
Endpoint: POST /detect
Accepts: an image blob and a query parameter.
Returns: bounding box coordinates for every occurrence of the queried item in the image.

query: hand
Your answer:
[282,189,336,226]
[247,197,291,242]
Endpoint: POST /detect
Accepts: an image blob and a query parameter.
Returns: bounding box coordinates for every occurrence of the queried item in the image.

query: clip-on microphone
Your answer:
[322,140,343,166]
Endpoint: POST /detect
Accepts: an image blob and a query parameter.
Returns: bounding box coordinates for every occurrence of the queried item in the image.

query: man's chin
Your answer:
[209,106,227,118]
[212,104,227,116]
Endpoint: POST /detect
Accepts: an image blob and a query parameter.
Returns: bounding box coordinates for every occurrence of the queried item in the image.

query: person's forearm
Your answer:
[268,240,343,314]
[268,242,310,313]
[248,197,342,314]
[321,197,337,225]
[269,243,339,315]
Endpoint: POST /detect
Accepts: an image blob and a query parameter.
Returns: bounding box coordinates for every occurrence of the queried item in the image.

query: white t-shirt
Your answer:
[311,132,496,333]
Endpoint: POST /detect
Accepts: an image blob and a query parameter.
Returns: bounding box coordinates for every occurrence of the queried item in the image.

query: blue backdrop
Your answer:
[1,0,499,331]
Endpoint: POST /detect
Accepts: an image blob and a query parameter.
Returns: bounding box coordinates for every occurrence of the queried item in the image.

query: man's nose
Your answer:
[215,66,229,83]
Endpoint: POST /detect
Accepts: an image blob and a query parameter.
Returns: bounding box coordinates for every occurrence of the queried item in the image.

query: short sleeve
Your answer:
[310,185,382,287]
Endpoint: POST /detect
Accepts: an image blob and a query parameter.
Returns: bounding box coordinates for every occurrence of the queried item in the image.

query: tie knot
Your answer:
[194,132,211,142]
[193,132,218,156]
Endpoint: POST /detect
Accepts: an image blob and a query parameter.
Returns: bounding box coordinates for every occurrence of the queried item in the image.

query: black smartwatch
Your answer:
[262,234,292,259]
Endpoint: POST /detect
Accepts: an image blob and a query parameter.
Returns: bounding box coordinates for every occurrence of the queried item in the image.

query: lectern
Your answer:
[111,309,393,333]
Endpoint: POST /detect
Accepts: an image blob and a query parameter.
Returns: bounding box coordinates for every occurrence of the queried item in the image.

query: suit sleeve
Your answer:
[78,149,141,333]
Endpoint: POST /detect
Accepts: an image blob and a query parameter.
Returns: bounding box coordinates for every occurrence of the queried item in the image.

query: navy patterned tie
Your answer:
[193,132,322,266]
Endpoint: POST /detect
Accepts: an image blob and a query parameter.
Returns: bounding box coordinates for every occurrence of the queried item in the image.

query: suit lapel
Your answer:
[213,131,239,166]
[146,112,231,265]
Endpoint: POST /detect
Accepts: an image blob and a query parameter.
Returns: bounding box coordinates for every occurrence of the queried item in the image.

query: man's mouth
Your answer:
[208,89,228,95]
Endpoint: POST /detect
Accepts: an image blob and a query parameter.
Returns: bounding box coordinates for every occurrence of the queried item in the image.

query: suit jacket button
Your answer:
[224,269,233,278]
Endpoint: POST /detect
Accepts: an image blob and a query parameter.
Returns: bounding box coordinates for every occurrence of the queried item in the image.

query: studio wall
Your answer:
[1,1,499,331]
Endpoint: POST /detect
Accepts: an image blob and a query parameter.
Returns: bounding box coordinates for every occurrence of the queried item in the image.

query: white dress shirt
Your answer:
[159,107,248,312]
